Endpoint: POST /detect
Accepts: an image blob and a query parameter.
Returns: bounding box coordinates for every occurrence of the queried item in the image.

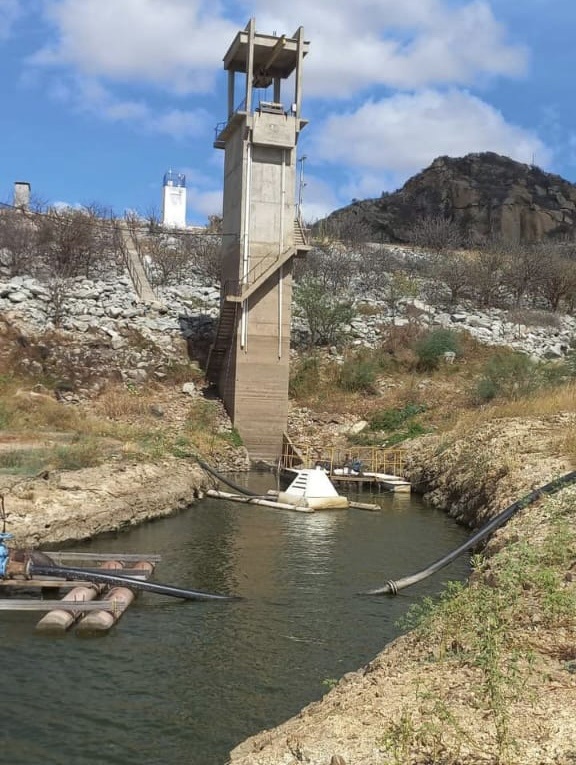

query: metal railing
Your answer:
[214,98,248,143]
[224,220,305,299]
[281,444,406,477]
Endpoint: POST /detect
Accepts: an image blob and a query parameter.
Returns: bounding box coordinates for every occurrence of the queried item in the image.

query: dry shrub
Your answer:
[96,385,152,420]
[560,429,576,466]
[8,391,80,431]
[161,360,204,386]
[506,308,562,329]
[492,383,576,419]
[381,323,425,353]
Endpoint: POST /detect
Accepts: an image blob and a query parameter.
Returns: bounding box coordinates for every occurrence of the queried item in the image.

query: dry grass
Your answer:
[96,385,154,420]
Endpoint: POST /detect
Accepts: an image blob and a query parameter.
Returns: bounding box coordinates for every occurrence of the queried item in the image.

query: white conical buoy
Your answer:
[278,469,348,510]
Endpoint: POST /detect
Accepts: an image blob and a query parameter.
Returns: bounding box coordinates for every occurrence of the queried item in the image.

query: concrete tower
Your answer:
[162,171,187,228]
[13,182,31,210]
[208,18,310,461]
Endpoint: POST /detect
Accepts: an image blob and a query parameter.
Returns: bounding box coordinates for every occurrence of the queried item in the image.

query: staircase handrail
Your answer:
[116,222,143,298]
[119,218,158,300]
[224,219,307,300]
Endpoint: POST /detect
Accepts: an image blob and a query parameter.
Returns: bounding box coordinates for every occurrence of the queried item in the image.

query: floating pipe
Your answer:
[76,585,134,634]
[36,560,123,633]
[196,458,260,496]
[30,562,238,601]
[206,488,314,512]
[76,562,154,634]
[362,470,576,596]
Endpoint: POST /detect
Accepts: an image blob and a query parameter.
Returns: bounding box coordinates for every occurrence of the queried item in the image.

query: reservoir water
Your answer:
[0,483,470,765]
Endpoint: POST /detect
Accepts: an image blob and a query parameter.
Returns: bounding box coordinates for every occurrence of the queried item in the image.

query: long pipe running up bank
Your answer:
[362,470,576,596]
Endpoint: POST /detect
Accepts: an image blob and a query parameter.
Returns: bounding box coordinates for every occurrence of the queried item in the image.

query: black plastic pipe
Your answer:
[362,470,576,596]
[30,563,238,602]
[196,457,260,497]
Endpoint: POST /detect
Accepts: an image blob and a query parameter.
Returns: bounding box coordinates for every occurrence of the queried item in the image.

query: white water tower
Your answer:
[162,170,186,228]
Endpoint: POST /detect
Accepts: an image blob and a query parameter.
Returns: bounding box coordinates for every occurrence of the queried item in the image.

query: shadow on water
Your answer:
[0,475,471,765]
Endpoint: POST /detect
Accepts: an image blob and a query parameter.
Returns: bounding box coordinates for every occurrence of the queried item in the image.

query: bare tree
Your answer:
[536,245,576,311]
[428,250,472,304]
[468,239,509,307]
[381,270,420,324]
[37,206,107,279]
[187,234,222,283]
[502,242,545,306]
[408,215,464,252]
[143,236,191,286]
[144,205,163,234]
[300,243,359,293]
[46,277,72,327]
[313,214,371,251]
[0,210,38,276]
[206,214,223,234]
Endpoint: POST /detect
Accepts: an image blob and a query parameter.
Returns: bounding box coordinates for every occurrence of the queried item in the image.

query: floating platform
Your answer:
[207,469,381,512]
[329,470,411,493]
[0,551,159,635]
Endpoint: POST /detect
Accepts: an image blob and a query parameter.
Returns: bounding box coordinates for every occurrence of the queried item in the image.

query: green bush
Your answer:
[414,329,461,371]
[294,277,354,347]
[384,422,427,446]
[475,352,543,402]
[370,403,426,431]
[223,427,243,447]
[337,352,380,393]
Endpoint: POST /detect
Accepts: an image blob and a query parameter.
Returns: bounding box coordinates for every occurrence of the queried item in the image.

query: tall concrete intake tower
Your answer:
[208,19,310,461]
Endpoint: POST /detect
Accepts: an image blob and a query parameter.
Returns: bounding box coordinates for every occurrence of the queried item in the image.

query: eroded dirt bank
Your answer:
[228,415,576,765]
[1,458,209,548]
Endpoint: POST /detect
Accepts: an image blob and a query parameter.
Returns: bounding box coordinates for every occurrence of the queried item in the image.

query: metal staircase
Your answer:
[206,301,239,383]
[206,220,310,382]
[226,219,311,303]
[119,225,157,304]
[293,217,309,251]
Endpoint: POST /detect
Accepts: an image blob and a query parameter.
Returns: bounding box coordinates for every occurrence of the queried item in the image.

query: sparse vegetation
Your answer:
[294,277,355,347]
[390,488,576,764]
[414,328,461,371]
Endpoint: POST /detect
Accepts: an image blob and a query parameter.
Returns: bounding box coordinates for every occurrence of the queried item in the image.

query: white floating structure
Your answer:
[278,468,349,510]
[162,170,187,228]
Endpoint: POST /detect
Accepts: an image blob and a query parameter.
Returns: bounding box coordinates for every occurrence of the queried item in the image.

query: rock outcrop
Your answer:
[322,152,576,243]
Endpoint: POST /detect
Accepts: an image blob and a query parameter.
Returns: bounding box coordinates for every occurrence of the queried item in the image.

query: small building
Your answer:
[13,182,31,210]
[162,171,186,228]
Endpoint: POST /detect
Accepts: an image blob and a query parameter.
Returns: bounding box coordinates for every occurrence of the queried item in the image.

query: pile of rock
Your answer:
[1,264,575,372]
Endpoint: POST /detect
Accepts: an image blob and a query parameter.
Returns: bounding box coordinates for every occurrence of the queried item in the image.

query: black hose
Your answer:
[196,457,260,496]
[362,469,576,596]
[30,563,239,601]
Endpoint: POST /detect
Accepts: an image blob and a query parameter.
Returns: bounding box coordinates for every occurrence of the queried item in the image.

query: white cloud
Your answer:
[34,0,237,93]
[249,0,527,97]
[0,0,22,39]
[52,75,210,138]
[300,174,343,222]
[32,0,527,100]
[311,90,550,185]
[186,187,222,222]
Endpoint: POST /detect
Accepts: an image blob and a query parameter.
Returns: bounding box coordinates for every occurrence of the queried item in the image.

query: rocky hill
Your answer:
[321,152,576,243]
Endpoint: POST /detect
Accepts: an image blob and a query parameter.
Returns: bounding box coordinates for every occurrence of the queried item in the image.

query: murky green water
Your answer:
[0,481,470,765]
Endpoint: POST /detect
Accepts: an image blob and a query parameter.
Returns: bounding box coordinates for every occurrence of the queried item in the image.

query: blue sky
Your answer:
[1,0,575,224]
